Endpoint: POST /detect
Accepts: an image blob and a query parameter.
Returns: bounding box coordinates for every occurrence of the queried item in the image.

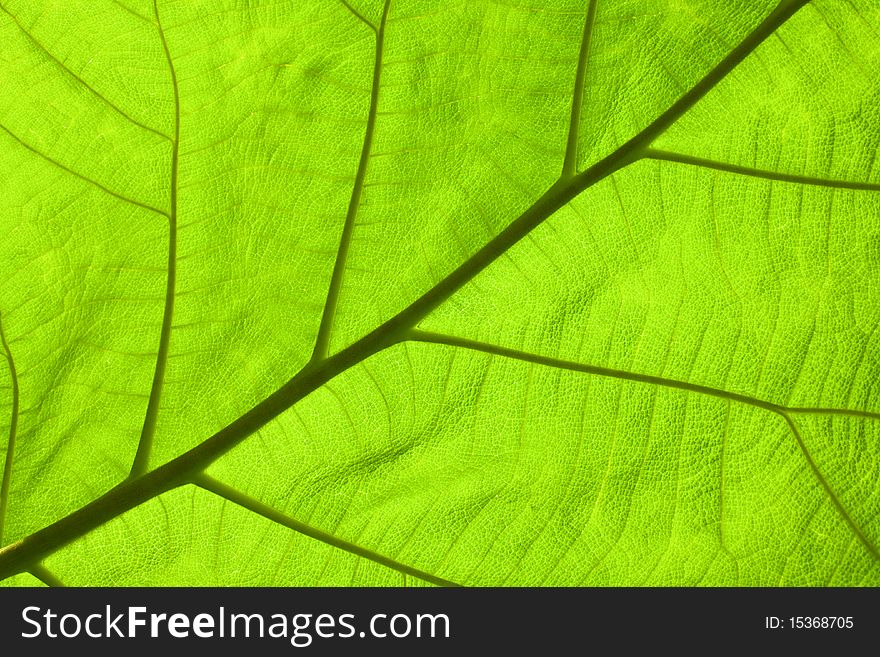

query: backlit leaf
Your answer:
[0,0,878,587]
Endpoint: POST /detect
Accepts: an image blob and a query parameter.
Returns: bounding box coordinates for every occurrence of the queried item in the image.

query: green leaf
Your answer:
[0,0,878,586]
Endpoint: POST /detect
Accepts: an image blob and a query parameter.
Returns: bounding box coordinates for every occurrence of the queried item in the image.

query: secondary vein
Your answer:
[346,0,814,344]
[647,149,880,191]
[407,331,880,562]
[0,3,170,141]
[29,563,65,587]
[562,0,599,178]
[407,331,880,420]
[782,414,879,560]
[194,474,459,586]
[0,124,169,217]
[312,0,392,362]
[600,0,810,158]
[111,0,156,26]
[786,407,880,421]
[338,0,378,32]
[0,312,19,547]
[129,0,180,478]
[407,330,785,413]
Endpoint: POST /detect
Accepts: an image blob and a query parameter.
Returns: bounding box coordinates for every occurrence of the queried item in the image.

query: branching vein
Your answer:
[194,474,458,586]
[407,330,785,412]
[0,312,19,547]
[782,415,879,560]
[129,0,181,478]
[0,3,170,141]
[0,124,169,217]
[562,0,599,178]
[647,148,880,191]
[338,0,378,32]
[111,0,156,25]
[408,330,880,561]
[29,563,65,587]
[312,0,391,361]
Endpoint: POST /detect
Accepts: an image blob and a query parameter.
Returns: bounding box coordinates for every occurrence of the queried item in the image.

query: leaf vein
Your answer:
[408,330,880,561]
[0,124,169,217]
[129,0,181,478]
[338,0,377,32]
[28,563,65,587]
[0,312,19,547]
[0,3,170,141]
[648,149,880,191]
[194,474,458,587]
[562,0,598,177]
[781,415,879,561]
[311,0,391,362]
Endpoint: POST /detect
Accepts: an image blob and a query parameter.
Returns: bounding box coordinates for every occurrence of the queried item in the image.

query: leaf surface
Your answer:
[0,0,878,586]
